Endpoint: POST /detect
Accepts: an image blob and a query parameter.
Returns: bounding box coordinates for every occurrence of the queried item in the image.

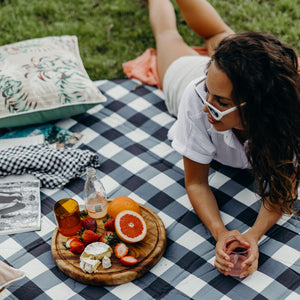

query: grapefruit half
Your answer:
[115,210,147,243]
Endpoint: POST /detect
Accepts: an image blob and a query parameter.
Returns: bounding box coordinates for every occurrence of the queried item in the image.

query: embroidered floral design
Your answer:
[23,55,88,104]
[0,75,31,113]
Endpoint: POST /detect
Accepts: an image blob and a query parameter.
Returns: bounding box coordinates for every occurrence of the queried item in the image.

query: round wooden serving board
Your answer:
[51,204,166,286]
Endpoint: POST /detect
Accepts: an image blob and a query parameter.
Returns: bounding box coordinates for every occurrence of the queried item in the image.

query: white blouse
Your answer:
[168,78,251,169]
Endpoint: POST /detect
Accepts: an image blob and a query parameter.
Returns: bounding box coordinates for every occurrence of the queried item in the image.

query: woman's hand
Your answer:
[214,230,252,277]
[238,232,259,277]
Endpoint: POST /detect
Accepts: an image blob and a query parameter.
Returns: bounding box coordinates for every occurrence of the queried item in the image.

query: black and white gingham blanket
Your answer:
[0,144,99,188]
[0,79,299,300]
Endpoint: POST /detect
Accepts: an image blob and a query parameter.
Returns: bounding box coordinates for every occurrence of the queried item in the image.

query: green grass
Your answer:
[0,0,299,80]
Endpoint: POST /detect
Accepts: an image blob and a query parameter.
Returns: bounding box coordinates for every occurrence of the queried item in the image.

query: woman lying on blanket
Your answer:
[146,0,300,278]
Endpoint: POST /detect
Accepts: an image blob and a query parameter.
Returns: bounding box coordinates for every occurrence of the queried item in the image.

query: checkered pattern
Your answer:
[0,79,299,300]
[0,144,99,188]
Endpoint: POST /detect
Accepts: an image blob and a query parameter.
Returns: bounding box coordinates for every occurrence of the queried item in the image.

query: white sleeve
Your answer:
[168,80,216,164]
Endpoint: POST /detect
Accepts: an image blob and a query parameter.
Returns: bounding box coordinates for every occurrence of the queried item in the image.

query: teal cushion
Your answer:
[0,36,106,128]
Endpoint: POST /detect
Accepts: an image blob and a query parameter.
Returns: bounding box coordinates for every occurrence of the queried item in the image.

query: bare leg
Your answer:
[148,0,199,86]
[175,0,234,54]
[148,0,234,86]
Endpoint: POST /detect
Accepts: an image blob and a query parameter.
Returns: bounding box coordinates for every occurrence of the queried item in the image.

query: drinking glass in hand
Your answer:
[224,237,250,277]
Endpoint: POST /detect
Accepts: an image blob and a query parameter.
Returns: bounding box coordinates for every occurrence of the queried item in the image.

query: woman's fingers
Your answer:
[215,248,234,273]
[226,234,250,247]
[225,240,242,253]
[216,245,231,262]
[214,259,231,275]
[239,262,257,278]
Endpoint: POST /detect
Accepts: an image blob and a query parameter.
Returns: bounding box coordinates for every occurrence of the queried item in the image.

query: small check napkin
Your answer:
[0,144,99,188]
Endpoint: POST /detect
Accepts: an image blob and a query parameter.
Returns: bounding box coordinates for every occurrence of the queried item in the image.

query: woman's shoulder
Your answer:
[173,76,213,143]
[178,76,206,117]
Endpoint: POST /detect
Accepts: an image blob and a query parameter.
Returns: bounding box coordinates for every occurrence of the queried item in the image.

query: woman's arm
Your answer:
[184,156,245,274]
[247,201,283,241]
[183,156,227,240]
[236,202,283,277]
[184,156,284,277]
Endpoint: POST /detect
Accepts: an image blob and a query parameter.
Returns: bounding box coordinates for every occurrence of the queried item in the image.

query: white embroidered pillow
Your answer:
[0,36,106,128]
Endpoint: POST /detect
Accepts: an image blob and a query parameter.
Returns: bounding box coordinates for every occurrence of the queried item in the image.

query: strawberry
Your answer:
[65,238,85,254]
[82,217,97,232]
[99,231,119,245]
[114,243,129,258]
[70,242,85,254]
[65,237,80,249]
[103,216,115,232]
[82,230,100,244]
[120,255,138,266]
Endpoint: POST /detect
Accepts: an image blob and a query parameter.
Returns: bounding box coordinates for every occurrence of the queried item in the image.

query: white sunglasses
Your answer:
[194,78,246,121]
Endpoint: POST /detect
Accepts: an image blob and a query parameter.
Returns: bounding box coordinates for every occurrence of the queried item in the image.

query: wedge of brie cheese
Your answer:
[80,242,113,260]
[80,257,101,273]
[102,256,112,269]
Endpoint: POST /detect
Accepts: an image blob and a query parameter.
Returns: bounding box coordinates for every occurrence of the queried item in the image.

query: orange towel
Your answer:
[123,48,299,88]
[123,47,209,89]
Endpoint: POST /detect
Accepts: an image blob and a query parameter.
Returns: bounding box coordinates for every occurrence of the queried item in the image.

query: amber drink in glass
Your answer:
[54,199,82,236]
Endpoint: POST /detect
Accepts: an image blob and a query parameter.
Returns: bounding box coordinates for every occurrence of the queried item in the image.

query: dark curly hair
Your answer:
[212,31,300,214]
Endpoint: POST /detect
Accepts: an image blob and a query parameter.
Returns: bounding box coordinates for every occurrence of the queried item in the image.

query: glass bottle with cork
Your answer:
[84,167,109,218]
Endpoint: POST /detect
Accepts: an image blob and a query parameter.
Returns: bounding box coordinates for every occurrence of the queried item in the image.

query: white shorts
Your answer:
[162,55,211,117]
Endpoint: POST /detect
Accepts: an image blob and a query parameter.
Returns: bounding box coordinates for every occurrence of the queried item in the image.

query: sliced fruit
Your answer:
[115,210,147,243]
[82,217,97,232]
[65,237,80,248]
[68,238,85,254]
[82,230,100,244]
[99,231,119,245]
[107,196,141,219]
[120,255,138,266]
[114,242,129,258]
[70,243,85,254]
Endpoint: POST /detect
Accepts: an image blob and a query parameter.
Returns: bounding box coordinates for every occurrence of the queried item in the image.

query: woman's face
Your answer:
[204,61,244,131]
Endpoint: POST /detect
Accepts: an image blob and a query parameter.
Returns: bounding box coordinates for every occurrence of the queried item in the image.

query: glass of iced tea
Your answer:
[54,199,82,236]
[224,237,250,277]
